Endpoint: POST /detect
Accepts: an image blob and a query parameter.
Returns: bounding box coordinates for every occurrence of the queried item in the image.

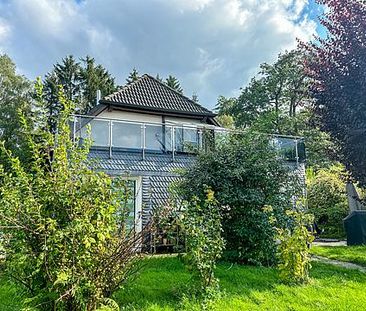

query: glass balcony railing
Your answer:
[70,115,306,164]
[71,115,207,158]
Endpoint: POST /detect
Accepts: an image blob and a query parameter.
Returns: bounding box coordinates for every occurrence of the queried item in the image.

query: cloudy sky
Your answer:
[0,0,323,109]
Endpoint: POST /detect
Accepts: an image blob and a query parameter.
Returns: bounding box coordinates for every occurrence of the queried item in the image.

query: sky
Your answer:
[0,0,323,110]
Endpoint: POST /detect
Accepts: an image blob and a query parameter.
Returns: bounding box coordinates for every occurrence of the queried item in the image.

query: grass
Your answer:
[311,245,366,267]
[2,255,366,310]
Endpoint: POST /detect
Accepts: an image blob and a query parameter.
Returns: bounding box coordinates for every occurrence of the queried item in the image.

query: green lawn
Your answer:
[2,256,366,310]
[311,245,366,267]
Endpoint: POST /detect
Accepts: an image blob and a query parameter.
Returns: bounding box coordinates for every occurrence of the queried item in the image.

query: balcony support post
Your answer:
[142,124,146,160]
[73,116,77,143]
[172,127,175,162]
[295,139,299,167]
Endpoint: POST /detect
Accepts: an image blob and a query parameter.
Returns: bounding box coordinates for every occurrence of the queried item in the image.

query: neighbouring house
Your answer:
[71,74,306,250]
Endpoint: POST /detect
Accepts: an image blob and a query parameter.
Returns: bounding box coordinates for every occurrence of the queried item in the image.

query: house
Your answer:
[72,74,306,246]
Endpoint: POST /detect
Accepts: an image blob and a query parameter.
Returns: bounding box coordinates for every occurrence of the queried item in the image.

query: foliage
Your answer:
[179,131,296,266]
[307,164,349,238]
[0,80,142,310]
[310,245,366,267]
[277,208,315,284]
[0,54,32,162]
[179,189,225,309]
[215,50,335,168]
[165,75,183,94]
[304,0,366,186]
[217,50,311,133]
[126,68,140,84]
[43,55,117,131]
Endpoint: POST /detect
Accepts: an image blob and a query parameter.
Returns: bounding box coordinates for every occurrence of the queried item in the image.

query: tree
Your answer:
[218,50,310,134]
[43,55,117,132]
[79,56,117,113]
[304,0,366,186]
[165,75,183,94]
[0,54,32,161]
[179,132,297,265]
[216,51,335,168]
[0,80,145,310]
[126,67,140,84]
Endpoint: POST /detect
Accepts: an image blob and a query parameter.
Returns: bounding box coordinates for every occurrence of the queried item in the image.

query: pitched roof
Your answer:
[100,74,216,117]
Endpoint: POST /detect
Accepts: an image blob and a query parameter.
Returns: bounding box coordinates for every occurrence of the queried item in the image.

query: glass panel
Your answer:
[297,140,306,162]
[175,127,199,153]
[125,180,136,231]
[273,137,297,162]
[114,180,136,232]
[145,124,164,151]
[112,121,141,149]
[165,126,173,152]
[81,119,109,147]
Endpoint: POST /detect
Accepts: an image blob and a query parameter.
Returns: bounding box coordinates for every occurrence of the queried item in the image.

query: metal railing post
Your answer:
[73,116,77,143]
[141,124,146,160]
[109,120,113,159]
[295,139,299,167]
[172,126,175,162]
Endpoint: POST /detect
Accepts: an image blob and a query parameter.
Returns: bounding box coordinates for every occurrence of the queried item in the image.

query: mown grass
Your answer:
[2,255,366,310]
[311,245,366,267]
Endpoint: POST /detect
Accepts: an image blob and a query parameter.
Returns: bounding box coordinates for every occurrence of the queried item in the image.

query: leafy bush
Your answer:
[179,189,225,309]
[307,164,349,238]
[0,81,143,310]
[277,209,314,284]
[179,132,297,266]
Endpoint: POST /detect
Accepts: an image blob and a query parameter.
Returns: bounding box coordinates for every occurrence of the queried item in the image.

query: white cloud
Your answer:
[0,0,318,108]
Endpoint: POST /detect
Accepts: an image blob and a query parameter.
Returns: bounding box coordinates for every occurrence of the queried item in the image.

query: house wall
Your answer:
[99,109,162,123]
[98,109,207,126]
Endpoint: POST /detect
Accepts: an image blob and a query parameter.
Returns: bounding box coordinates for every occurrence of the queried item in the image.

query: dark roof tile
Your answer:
[101,74,215,117]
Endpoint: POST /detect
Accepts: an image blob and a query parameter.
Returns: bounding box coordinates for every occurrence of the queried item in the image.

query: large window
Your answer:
[113,179,141,234]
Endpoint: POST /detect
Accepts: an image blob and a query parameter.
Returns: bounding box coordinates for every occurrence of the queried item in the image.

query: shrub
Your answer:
[307,164,349,238]
[0,81,144,310]
[179,132,297,266]
[277,208,314,284]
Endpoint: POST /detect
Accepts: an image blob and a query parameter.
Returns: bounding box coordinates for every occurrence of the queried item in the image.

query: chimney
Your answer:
[96,89,101,105]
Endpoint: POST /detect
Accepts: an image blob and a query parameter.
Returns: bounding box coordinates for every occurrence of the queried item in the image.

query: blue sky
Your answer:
[0,0,323,109]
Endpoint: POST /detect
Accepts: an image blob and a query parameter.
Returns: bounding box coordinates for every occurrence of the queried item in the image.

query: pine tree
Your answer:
[126,68,140,84]
[165,75,183,94]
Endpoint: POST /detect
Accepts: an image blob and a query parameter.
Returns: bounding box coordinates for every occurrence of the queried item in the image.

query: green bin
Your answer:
[344,211,366,246]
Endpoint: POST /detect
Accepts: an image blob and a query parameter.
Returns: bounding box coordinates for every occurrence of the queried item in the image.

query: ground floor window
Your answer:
[113,177,142,234]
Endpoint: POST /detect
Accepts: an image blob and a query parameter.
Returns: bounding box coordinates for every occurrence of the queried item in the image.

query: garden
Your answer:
[1,0,366,310]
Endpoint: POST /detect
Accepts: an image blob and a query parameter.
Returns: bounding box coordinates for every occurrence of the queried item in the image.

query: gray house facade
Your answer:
[72,74,306,239]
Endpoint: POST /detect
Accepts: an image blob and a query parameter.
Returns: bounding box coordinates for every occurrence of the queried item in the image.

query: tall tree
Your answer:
[304,0,366,185]
[216,50,336,168]
[126,67,140,84]
[165,75,183,94]
[218,50,311,134]
[79,56,117,112]
[43,55,117,131]
[0,54,32,159]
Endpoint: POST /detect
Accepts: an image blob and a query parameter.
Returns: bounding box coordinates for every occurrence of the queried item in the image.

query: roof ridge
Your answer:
[143,74,211,113]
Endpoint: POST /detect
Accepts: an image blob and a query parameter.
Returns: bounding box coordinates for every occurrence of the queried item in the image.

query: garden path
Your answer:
[312,255,366,273]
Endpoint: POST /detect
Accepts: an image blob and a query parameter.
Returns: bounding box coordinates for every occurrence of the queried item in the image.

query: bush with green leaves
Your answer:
[277,208,314,284]
[307,164,349,238]
[179,132,297,266]
[0,80,143,310]
[179,188,225,309]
